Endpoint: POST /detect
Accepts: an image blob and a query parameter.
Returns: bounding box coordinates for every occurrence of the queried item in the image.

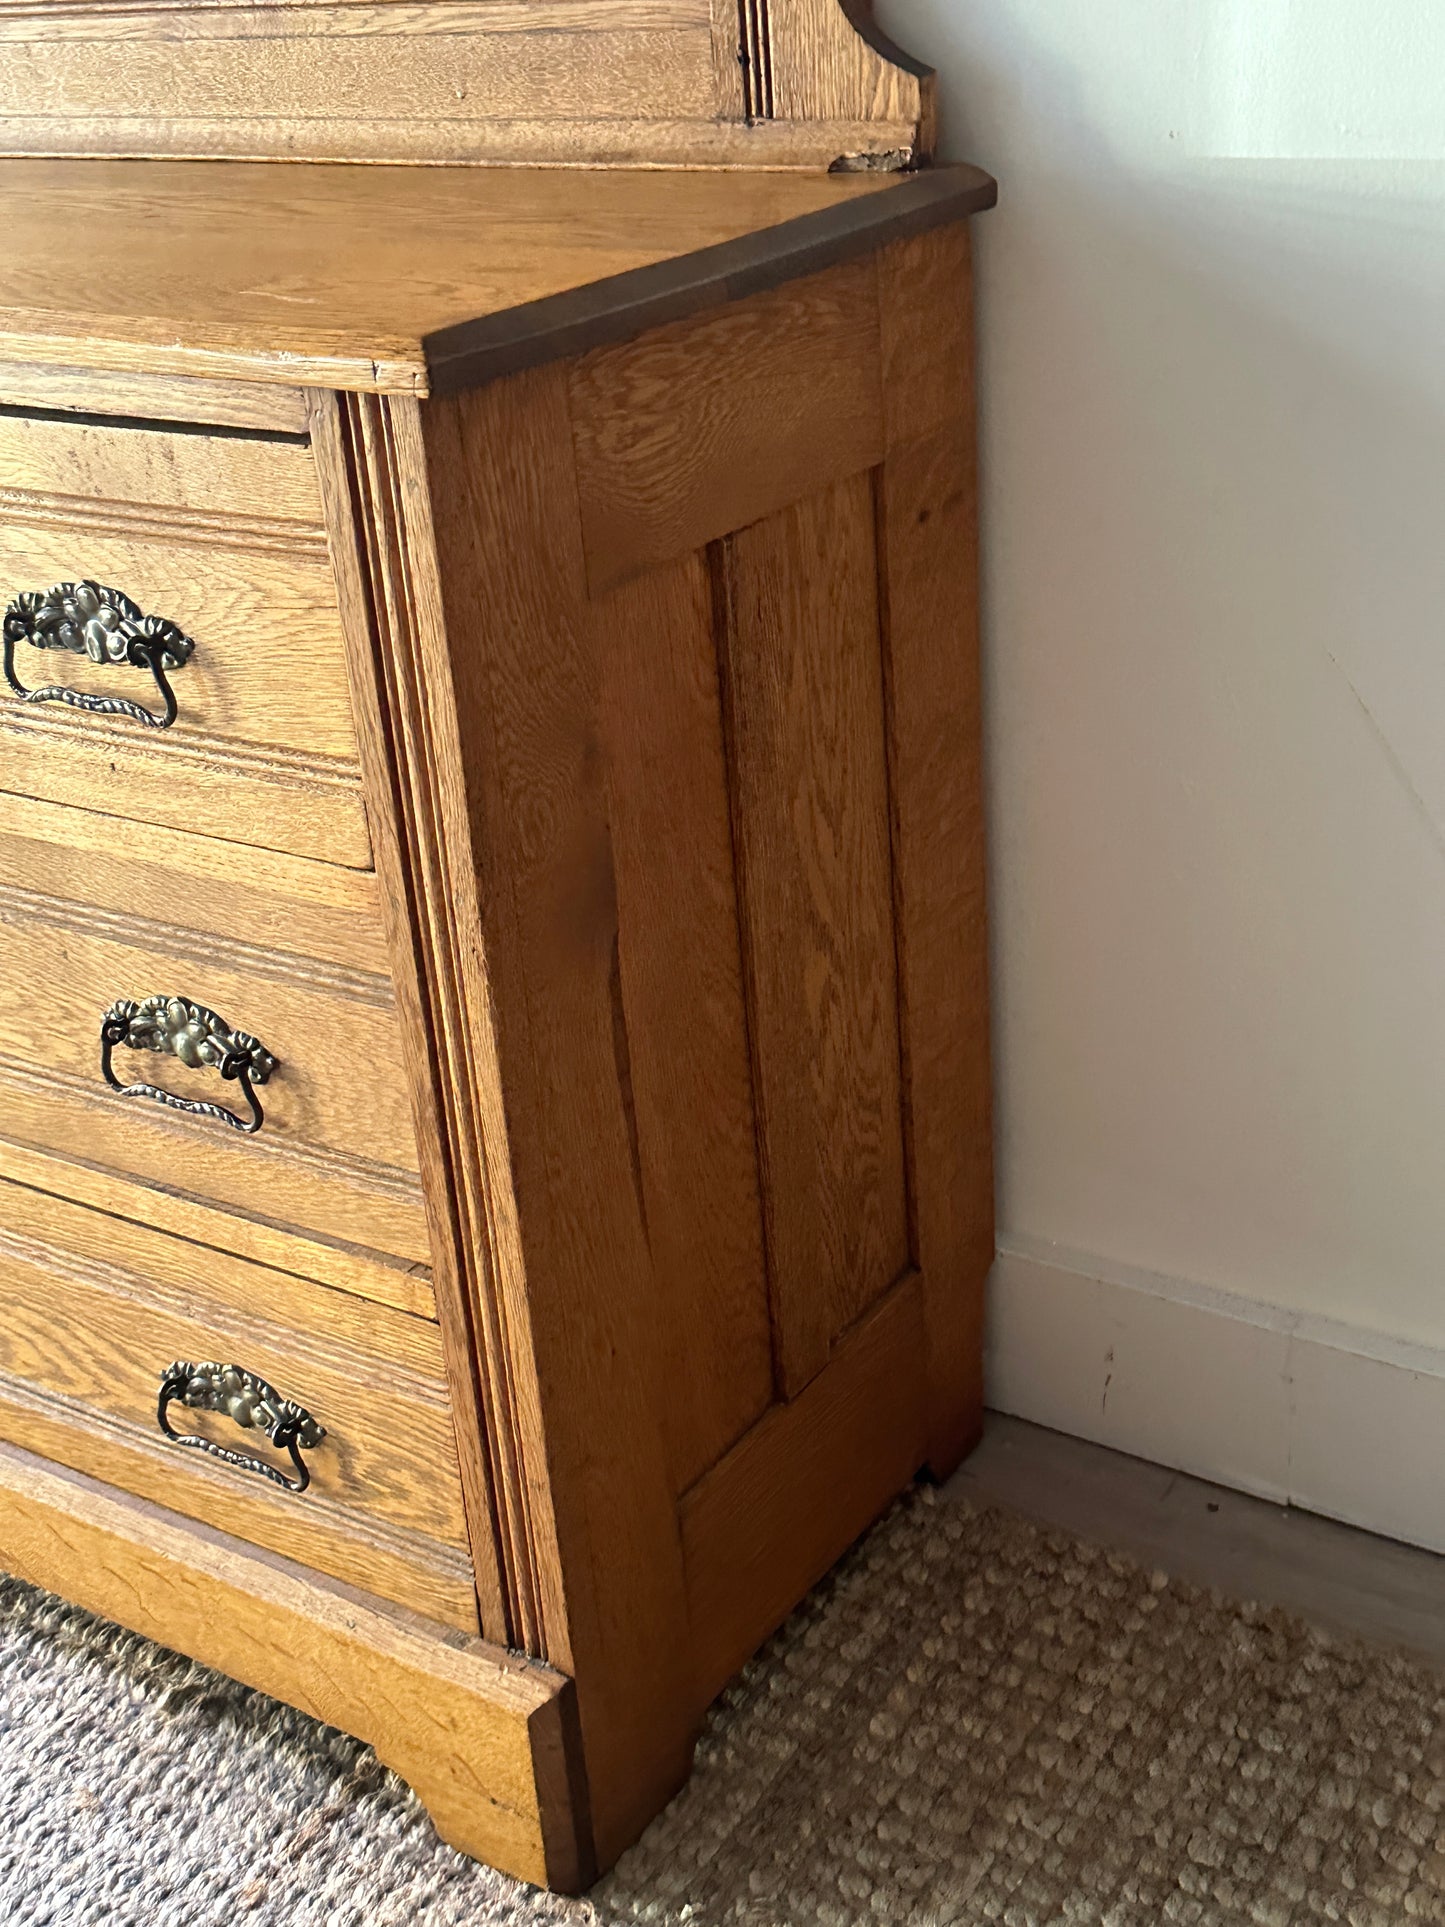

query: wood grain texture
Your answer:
[0,411,318,520]
[0,207,997,1885]
[310,386,522,1651]
[0,1054,430,1268]
[0,1137,434,1319]
[0,519,358,762]
[595,551,773,1493]
[0,1174,478,1626]
[0,160,995,394]
[0,0,930,172]
[0,784,428,1259]
[0,410,375,867]
[875,224,993,1474]
[569,258,883,594]
[0,789,391,979]
[0,881,421,1177]
[0,1441,588,1888]
[717,470,911,1395]
[0,361,309,432]
[0,719,371,868]
[420,367,699,1864]
[768,0,934,158]
[680,1272,927,1703]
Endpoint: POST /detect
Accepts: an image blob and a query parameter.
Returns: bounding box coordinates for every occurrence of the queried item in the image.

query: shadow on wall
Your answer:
[879,0,1445,1344]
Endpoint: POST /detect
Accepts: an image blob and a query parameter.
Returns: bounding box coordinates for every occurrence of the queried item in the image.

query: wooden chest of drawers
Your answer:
[0,151,995,1890]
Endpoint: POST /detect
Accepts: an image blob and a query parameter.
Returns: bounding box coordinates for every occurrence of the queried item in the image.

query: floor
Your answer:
[951,1411,1445,1668]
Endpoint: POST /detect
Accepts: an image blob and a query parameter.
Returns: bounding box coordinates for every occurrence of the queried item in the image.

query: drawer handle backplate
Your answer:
[101,995,277,1135]
[158,1361,325,1494]
[4,580,195,729]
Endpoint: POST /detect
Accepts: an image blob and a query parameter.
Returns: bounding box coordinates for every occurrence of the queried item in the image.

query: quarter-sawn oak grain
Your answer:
[0,121,995,1889]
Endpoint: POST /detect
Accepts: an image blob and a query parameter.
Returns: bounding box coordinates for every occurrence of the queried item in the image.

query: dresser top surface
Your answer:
[0,158,995,397]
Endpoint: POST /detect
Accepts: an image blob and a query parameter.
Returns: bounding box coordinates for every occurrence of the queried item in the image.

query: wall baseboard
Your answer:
[987,1237,1445,1555]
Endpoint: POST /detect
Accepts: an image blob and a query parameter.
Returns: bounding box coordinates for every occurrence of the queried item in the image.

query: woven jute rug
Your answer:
[2,1488,1443,1926]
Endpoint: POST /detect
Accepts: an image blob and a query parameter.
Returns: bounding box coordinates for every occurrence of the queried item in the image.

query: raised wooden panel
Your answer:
[596,551,773,1492]
[717,468,911,1395]
[0,1176,478,1629]
[0,0,933,172]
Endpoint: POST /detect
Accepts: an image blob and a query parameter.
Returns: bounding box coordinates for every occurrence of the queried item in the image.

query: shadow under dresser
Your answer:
[0,41,996,1888]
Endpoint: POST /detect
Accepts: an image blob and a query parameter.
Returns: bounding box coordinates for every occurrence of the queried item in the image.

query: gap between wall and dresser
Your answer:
[987,1236,1445,1558]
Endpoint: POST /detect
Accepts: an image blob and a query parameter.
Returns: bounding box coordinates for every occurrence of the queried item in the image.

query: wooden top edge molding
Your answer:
[424,163,997,392]
[0,0,937,173]
[0,159,996,396]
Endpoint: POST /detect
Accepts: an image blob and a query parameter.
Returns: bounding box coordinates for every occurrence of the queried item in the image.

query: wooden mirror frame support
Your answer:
[0,0,934,171]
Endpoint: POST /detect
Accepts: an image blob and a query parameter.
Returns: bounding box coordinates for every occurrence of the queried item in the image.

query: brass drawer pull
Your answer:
[3,580,195,729]
[100,995,278,1135]
[157,1362,325,1494]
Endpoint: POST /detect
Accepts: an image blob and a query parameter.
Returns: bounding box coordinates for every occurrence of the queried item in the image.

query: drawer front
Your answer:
[0,411,370,866]
[0,791,431,1267]
[0,1175,478,1631]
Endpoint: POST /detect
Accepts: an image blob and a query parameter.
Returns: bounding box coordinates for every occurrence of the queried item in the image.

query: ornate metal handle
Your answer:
[157,1362,325,1494]
[100,995,278,1135]
[4,580,196,728]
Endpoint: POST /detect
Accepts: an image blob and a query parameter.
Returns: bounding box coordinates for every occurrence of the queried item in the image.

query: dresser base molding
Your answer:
[0,1442,592,1891]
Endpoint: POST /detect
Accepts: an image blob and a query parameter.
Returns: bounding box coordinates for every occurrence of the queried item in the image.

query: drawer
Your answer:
[0,409,370,866]
[0,1175,478,1629]
[0,790,431,1267]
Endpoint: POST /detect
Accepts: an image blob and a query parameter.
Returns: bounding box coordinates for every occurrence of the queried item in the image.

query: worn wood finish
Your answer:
[0,1442,588,1888]
[0,1174,477,1626]
[0,0,931,173]
[0,411,317,519]
[0,160,995,394]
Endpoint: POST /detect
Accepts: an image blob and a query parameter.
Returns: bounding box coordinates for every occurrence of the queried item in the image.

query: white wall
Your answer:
[878,0,1445,1540]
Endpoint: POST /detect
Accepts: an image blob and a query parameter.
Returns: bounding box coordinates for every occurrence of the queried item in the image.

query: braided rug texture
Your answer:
[2,1489,1444,1926]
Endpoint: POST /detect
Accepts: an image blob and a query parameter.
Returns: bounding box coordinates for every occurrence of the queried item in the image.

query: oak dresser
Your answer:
[0,0,995,1891]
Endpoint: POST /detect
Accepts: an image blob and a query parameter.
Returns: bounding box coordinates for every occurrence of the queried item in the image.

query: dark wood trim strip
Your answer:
[423,163,997,395]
